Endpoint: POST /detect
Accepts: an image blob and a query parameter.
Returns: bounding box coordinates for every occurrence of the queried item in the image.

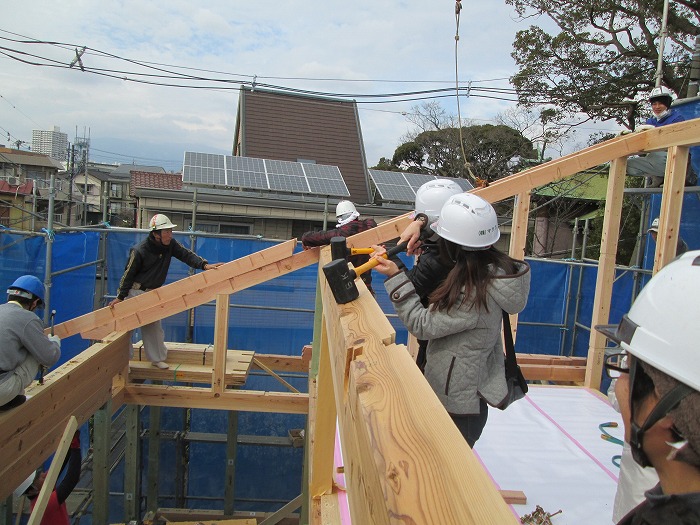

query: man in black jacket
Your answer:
[108,214,222,369]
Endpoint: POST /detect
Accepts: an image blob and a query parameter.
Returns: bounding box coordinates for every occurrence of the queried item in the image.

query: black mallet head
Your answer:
[322,258,359,304]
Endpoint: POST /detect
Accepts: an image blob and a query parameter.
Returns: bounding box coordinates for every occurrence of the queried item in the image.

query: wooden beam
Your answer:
[51,240,298,339]
[585,157,627,389]
[212,294,230,395]
[319,493,342,525]
[252,357,301,394]
[309,316,336,498]
[473,119,700,204]
[319,249,517,524]
[520,364,586,383]
[26,416,77,525]
[252,353,309,373]
[508,191,531,342]
[654,145,689,274]
[122,384,309,414]
[0,333,130,500]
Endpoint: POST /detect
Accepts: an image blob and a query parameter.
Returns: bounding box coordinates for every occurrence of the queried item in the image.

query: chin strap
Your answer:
[630,383,693,467]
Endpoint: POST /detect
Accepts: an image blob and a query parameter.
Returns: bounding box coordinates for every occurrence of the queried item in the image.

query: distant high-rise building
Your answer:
[32,126,68,162]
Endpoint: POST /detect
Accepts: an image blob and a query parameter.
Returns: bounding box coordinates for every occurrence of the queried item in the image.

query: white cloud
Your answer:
[1,0,532,170]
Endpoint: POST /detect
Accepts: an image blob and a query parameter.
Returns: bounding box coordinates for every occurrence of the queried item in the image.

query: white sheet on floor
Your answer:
[475,385,624,525]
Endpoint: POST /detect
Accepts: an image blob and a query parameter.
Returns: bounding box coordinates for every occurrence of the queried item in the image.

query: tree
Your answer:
[496,106,574,160]
[388,122,536,184]
[507,0,700,129]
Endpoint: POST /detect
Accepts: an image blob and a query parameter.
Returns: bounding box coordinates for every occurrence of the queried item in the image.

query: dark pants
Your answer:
[450,398,489,447]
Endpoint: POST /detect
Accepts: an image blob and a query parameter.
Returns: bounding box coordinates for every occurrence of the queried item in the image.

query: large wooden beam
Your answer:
[318,249,517,524]
[654,145,689,274]
[0,332,130,500]
[474,119,700,204]
[51,240,298,339]
[585,157,627,389]
[122,384,309,414]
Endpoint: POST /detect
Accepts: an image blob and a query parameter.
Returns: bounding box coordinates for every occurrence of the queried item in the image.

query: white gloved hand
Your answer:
[635,124,655,132]
[48,334,61,348]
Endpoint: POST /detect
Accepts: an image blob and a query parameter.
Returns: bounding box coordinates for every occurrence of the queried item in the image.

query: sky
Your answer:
[0,1,613,173]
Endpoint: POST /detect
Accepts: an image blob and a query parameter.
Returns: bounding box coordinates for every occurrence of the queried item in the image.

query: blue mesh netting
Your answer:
[0,229,100,365]
[2,228,667,519]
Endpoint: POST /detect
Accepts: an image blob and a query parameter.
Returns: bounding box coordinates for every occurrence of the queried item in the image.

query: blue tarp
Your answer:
[0,228,673,520]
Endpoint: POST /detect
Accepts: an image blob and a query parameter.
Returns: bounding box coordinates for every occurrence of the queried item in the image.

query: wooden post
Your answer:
[310,316,337,500]
[146,405,162,513]
[212,294,230,395]
[27,416,78,525]
[508,191,531,342]
[224,410,238,516]
[93,401,112,525]
[654,145,689,273]
[123,404,141,522]
[585,157,627,389]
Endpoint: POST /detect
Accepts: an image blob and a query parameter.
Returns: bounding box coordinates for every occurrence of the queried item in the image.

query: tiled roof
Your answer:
[130,171,182,196]
[0,179,33,196]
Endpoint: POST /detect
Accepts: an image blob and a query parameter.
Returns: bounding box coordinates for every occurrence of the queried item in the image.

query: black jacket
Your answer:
[301,218,378,291]
[617,485,700,525]
[116,234,208,300]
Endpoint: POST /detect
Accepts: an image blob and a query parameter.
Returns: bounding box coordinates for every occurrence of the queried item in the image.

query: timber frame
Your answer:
[1,119,699,524]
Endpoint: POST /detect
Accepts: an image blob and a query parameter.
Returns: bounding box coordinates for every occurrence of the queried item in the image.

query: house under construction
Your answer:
[1,119,699,525]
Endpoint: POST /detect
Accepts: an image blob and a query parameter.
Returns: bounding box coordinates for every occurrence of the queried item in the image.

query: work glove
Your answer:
[70,430,80,450]
[635,124,655,133]
[48,334,61,348]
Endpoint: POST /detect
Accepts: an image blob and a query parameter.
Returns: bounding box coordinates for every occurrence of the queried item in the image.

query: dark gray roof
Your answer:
[111,164,166,179]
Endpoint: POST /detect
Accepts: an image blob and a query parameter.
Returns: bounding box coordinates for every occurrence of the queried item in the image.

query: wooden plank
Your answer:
[499,490,527,505]
[508,191,531,343]
[252,357,300,394]
[309,317,336,498]
[474,119,700,204]
[127,361,249,385]
[253,353,309,373]
[516,354,586,366]
[319,493,342,525]
[520,364,586,383]
[27,416,78,525]
[654,145,689,274]
[162,520,256,525]
[52,240,298,339]
[212,294,230,395]
[122,384,308,414]
[585,157,627,389]
[0,333,130,500]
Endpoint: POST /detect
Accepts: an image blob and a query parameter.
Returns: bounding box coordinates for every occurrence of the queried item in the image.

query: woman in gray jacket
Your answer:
[373,193,531,446]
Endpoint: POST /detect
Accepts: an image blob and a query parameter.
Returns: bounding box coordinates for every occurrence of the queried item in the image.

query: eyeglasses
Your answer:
[604,352,629,379]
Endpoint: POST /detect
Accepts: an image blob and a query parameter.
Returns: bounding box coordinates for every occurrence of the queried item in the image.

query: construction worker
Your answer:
[597,251,700,523]
[627,87,696,187]
[108,214,222,369]
[14,430,82,525]
[301,200,378,293]
[373,194,531,447]
[0,275,61,410]
[393,179,462,372]
[647,217,688,257]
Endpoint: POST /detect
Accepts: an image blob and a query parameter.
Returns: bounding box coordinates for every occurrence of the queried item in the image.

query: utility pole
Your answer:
[66,144,75,226]
[688,36,700,98]
[654,0,670,88]
[83,149,88,225]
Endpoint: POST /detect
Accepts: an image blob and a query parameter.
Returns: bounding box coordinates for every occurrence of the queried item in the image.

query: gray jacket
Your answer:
[0,302,60,380]
[384,261,531,414]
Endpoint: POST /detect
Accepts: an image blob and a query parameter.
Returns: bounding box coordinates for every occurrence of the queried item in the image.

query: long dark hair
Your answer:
[428,238,518,312]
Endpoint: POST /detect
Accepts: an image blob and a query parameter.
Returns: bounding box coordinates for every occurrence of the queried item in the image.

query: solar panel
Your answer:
[182,152,350,197]
[302,164,350,197]
[368,169,473,203]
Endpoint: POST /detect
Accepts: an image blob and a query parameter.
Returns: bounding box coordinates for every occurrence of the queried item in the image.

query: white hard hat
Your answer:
[649,86,675,105]
[431,193,500,249]
[335,200,357,218]
[414,179,463,223]
[14,472,35,498]
[648,217,659,233]
[596,251,700,391]
[149,214,176,231]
